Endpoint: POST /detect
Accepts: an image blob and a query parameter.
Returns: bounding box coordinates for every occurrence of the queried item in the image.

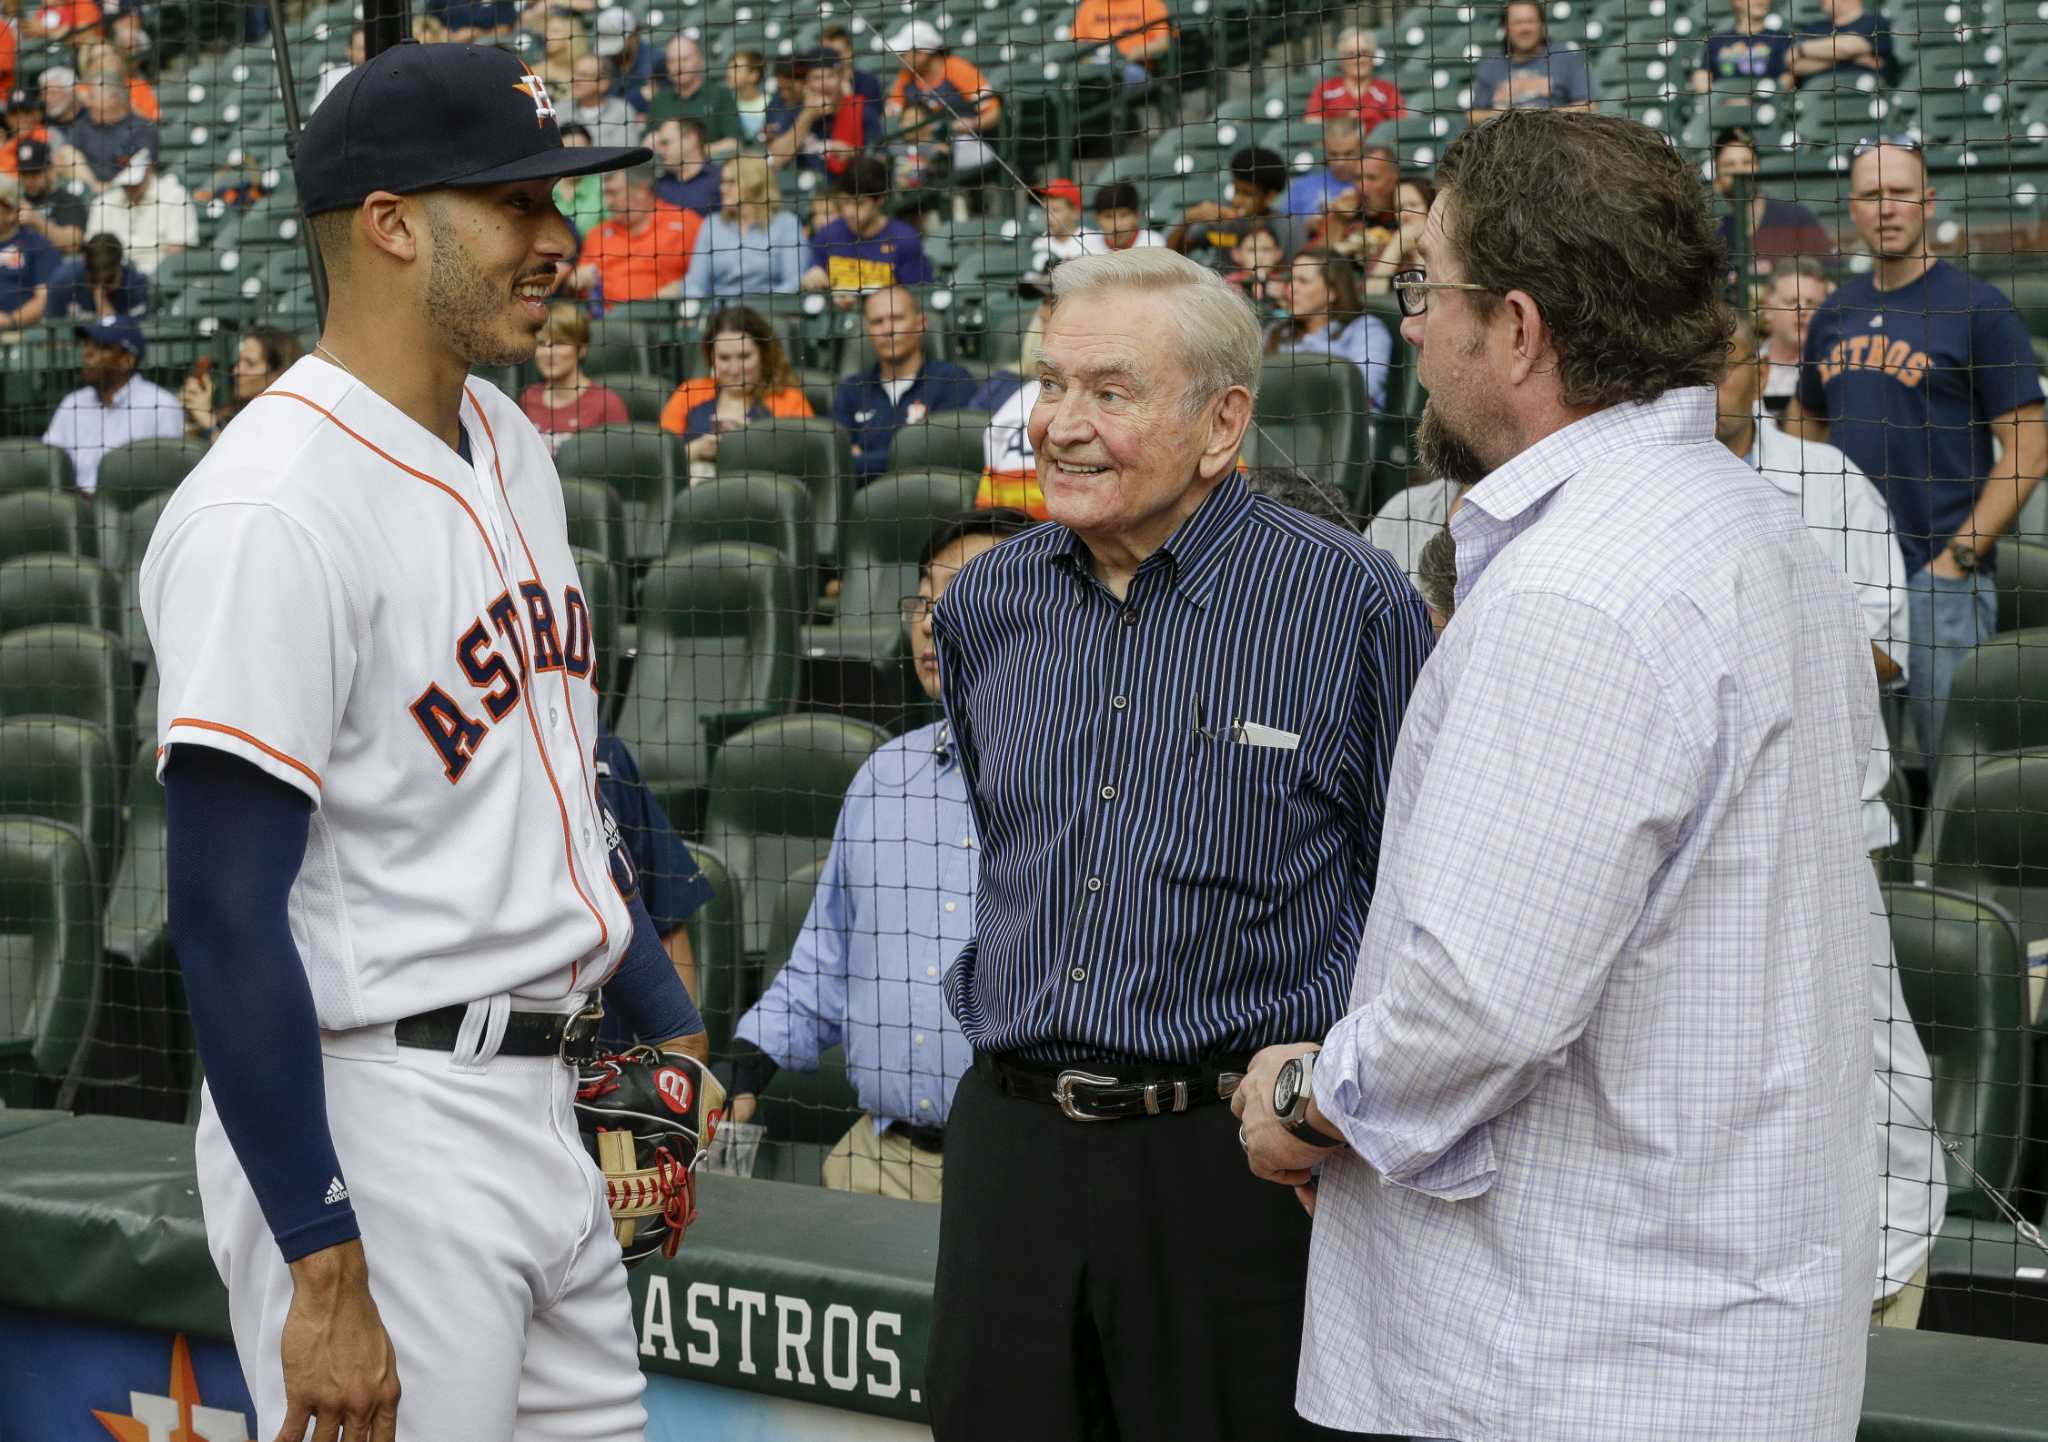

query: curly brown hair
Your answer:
[1433,111,1733,409]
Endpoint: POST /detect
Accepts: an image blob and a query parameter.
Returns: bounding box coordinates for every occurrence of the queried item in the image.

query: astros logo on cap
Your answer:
[512,66,557,127]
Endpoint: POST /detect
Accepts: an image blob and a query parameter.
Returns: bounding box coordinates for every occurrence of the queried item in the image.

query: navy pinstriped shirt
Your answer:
[932,470,1434,1064]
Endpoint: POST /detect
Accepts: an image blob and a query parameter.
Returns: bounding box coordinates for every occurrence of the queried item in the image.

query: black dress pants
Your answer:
[926,1063,1343,1442]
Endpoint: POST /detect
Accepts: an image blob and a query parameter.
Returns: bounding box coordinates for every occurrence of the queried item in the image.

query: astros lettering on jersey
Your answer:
[140,357,634,1028]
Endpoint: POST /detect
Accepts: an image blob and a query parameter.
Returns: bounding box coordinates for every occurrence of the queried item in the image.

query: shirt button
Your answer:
[926,964,938,977]
[914,1033,926,1046]
[581,827,592,845]
[1086,876,1103,893]
[944,900,957,913]
[1122,609,1138,626]
[549,706,560,727]
[961,835,974,849]
[1099,784,1116,801]
[1111,694,1127,709]
[918,1098,933,1111]
[1070,966,1087,983]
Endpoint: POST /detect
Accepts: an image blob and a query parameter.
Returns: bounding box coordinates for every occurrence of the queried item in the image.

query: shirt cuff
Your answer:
[1313,1024,1501,1204]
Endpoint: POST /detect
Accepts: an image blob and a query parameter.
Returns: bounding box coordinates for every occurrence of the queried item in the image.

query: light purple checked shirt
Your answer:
[1301,388,1884,1442]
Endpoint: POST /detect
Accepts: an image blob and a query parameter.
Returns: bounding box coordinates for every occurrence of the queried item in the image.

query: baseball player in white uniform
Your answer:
[140,41,706,1442]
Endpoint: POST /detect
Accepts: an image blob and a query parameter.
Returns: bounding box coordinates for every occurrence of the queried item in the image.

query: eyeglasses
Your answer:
[1390,268,1492,318]
[899,594,936,626]
[1851,133,1923,158]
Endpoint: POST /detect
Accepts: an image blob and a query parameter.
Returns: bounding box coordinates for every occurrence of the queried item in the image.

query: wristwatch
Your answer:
[1273,1051,1346,1149]
[1949,543,1982,574]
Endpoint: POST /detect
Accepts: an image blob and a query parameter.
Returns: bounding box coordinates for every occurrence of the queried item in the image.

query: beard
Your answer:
[422,206,540,369]
[1414,400,1496,488]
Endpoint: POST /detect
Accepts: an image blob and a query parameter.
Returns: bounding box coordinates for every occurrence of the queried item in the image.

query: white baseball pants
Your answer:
[195,1013,647,1441]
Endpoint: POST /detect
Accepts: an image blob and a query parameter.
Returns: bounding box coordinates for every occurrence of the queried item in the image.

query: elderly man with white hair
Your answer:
[1306,25,1407,129]
[924,246,1432,1441]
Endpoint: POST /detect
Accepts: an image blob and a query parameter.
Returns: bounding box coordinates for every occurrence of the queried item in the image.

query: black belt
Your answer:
[887,1120,947,1153]
[394,1003,606,1063]
[977,1052,1250,1122]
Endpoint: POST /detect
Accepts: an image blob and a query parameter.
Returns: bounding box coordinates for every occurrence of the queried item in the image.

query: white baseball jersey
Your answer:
[140,355,633,1028]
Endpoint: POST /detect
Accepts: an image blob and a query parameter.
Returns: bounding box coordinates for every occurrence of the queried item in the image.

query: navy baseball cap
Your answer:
[77,314,144,360]
[295,41,649,217]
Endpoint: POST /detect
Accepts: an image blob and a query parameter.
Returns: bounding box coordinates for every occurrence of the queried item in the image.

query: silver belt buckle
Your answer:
[559,1003,606,1067]
[1052,1068,1119,1121]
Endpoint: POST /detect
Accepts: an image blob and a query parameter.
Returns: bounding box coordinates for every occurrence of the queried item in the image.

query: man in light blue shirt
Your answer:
[725,507,1036,1200]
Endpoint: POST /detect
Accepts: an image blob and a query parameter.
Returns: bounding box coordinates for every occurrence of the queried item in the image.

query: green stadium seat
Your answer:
[684,842,745,1054]
[806,470,983,661]
[763,855,827,990]
[554,425,678,565]
[1881,882,2032,1219]
[582,317,656,379]
[1996,540,2048,634]
[668,472,817,591]
[93,440,208,570]
[755,857,866,1161]
[1246,351,1374,514]
[1921,631,2048,858]
[567,547,620,712]
[1922,748,2048,949]
[702,712,886,956]
[0,439,72,493]
[886,410,994,476]
[0,625,133,763]
[119,492,176,660]
[0,490,96,564]
[600,372,674,426]
[0,715,119,899]
[561,475,627,569]
[712,418,856,567]
[103,742,168,971]
[0,555,123,637]
[0,816,100,1108]
[615,542,801,837]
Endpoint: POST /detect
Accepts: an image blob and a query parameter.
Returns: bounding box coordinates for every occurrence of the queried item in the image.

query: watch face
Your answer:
[1273,1059,1301,1118]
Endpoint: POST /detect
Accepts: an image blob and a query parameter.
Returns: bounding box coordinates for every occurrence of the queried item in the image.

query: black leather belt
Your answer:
[887,1120,947,1153]
[977,1052,1249,1122]
[394,1003,606,1064]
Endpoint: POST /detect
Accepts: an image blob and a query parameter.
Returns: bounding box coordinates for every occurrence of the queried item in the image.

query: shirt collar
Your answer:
[1452,385,1716,599]
[1047,467,1255,610]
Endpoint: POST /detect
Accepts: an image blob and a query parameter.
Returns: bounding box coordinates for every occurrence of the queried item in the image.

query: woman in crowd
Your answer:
[179,327,302,442]
[728,49,771,144]
[682,154,806,299]
[1265,248,1390,410]
[520,301,628,453]
[659,304,813,474]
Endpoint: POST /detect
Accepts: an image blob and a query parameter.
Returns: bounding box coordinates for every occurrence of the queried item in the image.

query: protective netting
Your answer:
[0,0,2041,1348]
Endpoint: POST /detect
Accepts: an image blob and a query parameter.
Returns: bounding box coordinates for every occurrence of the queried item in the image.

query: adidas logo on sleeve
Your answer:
[324,1176,350,1206]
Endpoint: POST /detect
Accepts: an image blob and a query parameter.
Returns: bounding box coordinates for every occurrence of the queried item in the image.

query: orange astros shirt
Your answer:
[578,202,703,304]
[1072,0,1172,58]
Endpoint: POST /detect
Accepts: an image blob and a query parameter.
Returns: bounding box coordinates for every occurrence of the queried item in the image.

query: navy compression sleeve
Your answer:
[164,746,361,1263]
[600,889,705,1045]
